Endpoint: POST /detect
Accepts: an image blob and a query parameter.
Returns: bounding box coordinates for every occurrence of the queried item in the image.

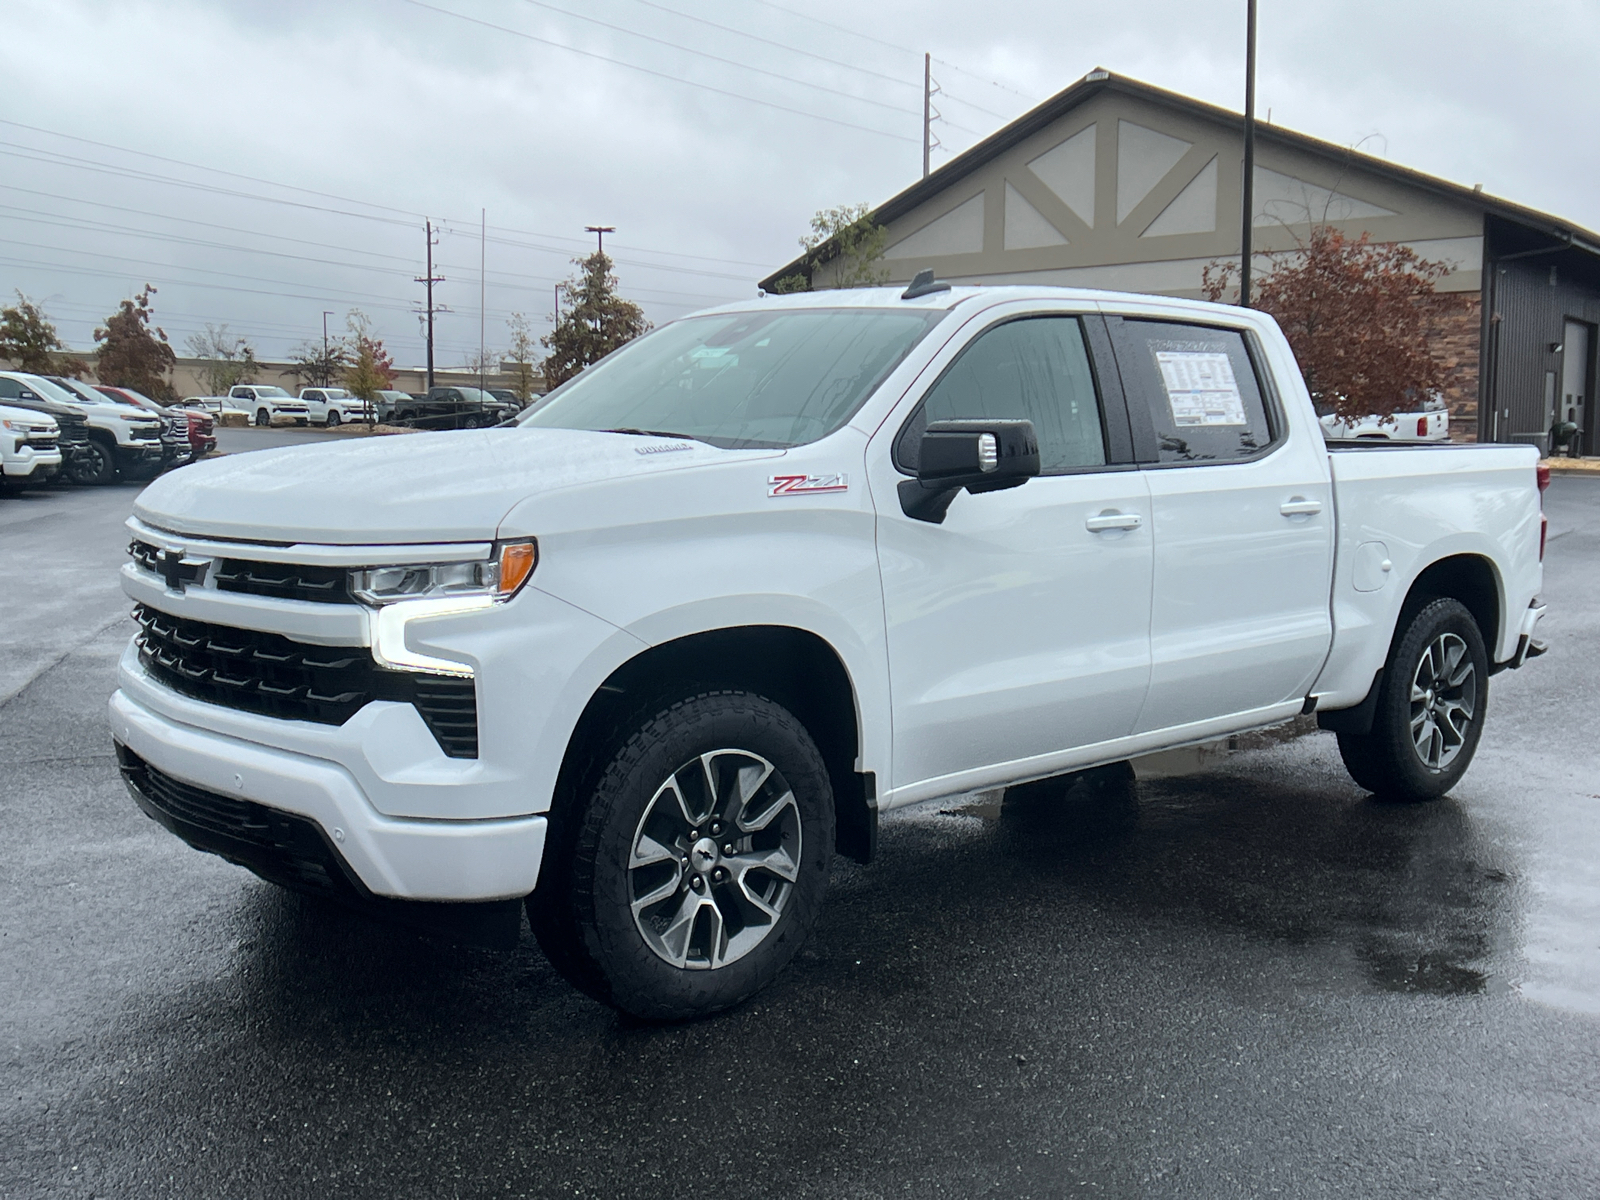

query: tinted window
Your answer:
[897,316,1107,475]
[1113,320,1275,463]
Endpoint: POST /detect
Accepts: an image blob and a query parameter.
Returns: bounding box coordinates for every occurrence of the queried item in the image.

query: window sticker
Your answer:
[1154,350,1247,426]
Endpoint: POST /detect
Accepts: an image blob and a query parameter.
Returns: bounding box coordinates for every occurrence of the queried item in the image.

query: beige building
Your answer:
[762,70,1600,451]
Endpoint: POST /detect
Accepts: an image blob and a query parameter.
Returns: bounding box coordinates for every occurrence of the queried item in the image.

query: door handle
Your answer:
[1086,511,1142,532]
[1279,497,1322,517]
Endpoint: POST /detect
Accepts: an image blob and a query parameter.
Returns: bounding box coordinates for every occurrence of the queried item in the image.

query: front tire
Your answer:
[325,410,341,427]
[69,440,116,485]
[255,408,270,427]
[532,690,834,1020]
[1337,597,1488,802]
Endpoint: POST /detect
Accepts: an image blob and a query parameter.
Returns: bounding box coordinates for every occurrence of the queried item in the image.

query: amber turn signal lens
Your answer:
[496,540,538,598]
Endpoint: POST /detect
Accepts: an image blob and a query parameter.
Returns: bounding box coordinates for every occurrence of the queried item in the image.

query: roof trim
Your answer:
[759,70,1600,291]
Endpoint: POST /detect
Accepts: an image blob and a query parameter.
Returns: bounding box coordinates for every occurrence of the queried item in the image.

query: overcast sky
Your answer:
[3,0,1596,369]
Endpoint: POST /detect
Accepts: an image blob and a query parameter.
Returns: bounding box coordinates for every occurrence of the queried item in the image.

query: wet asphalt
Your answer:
[3,475,1599,1198]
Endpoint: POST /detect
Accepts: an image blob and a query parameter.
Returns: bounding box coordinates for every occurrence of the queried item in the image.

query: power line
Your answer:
[401,0,918,143]
[514,0,920,121]
[618,0,919,92]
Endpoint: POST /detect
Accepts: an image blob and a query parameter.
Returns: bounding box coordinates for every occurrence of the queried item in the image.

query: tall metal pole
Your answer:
[425,220,436,388]
[922,53,932,179]
[480,207,487,397]
[584,225,615,257]
[321,310,332,384]
[1239,0,1258,308]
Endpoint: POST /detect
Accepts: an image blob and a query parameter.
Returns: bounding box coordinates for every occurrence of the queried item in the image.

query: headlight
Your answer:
[350,539,537,606]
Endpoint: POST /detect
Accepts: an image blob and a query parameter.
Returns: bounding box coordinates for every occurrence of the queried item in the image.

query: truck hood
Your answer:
[133,427,781,544]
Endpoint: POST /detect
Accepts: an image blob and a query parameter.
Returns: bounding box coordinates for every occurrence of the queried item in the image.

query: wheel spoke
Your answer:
[739,789,798,835]
[631,832,677,868]
[631,869,683,914]
[1437,699,1470,743]
[657,890,701,967]
[728,845,799,885]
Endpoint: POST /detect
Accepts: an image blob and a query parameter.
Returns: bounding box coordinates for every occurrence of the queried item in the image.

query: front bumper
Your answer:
[3,446,61,477]
[109,684,546,902]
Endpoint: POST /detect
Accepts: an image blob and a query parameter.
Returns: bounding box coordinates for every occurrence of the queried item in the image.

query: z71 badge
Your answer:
[768,473,848,497]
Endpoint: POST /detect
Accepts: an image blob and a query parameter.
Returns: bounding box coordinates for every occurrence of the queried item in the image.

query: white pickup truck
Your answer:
[0,403,62,491]
[110,283,1547,1019]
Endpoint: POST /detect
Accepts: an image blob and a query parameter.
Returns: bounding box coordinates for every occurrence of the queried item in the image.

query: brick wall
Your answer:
[1424,292,1481,442]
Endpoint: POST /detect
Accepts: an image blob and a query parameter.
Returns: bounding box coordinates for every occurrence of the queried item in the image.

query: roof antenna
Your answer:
[901,268,952,300]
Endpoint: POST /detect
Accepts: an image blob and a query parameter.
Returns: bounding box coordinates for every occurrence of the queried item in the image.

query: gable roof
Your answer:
[759,69,1600,292]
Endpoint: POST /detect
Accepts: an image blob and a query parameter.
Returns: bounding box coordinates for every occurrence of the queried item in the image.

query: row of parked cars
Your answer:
[175,385,526,430]
[0,370,216,493]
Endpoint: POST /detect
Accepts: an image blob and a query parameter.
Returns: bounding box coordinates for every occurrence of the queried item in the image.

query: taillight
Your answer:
[1417,416,1428,437]
[1537,463,1551,494]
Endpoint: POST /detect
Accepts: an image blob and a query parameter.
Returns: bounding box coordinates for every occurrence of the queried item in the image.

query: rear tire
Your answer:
[1336,597,1488,802]
[531,690,834,1020]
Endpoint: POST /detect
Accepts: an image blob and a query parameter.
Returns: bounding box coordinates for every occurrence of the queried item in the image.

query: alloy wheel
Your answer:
[1409,632,1476,770]
[628,749,802,970]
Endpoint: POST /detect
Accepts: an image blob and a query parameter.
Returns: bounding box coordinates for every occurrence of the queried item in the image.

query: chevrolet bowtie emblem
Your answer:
[158,549,210,593]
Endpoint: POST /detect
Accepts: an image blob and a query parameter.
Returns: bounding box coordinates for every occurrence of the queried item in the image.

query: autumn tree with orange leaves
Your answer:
[1204,227,1450,425]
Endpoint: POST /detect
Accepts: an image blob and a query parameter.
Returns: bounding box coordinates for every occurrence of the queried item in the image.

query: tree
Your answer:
[540,252,651,388]
[287,336,350,388]
[770,203,889,293]
[0,292,72,374]
[1203,227,1450,425]
[95,285,176,401]
[341,310,395,426]
[505,312,540,404]
[184,323,258,395]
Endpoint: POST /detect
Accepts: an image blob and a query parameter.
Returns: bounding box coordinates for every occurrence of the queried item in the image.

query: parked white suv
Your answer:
[0,403,62,491]
[230,385,310,426]
[110,283,1546,1019]
[299,387,369,426]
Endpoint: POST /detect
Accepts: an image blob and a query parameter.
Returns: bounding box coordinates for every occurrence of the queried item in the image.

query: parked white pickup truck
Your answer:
[0,402,62,491]
[110,282,1547,1019]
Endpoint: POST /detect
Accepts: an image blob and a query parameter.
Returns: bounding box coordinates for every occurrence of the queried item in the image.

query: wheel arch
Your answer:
[554,625,877,864]
[1398,552,1502,661]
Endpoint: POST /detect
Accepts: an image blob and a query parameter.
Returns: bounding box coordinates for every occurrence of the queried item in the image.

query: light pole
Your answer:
[322,310,333,385]
[584,225,615,257]
[1239,0,1258,308]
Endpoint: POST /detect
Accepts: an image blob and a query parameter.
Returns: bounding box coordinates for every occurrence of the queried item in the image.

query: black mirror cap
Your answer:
[899,419,1040,523]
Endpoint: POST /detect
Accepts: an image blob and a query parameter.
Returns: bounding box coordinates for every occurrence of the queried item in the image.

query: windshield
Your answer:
[49,378,109,404]
[518,308,941,449]
[251,386,291,398]
[321,388,352,399]
[16,374,82,406]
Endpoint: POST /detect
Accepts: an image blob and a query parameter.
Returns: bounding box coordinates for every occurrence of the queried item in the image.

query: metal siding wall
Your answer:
[1486,258,1600,449]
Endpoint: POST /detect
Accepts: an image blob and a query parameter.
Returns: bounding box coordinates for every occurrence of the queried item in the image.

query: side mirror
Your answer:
[898,418,1040,524]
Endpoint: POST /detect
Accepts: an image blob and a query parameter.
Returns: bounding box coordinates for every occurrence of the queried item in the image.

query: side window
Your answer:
[897,316,1108,475]
[1112,320,1276,463]
[0,379,18,399]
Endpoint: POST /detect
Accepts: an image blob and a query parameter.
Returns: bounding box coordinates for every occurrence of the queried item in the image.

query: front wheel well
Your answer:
[555,626,875,864]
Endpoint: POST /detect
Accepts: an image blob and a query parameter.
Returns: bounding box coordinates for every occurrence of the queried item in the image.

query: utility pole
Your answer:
[321,310,333,385]
[923,53,932,179]
[415,219,445,389]
[584,225,615,257]
[480,207,487,397]
[1239,0,1258,308]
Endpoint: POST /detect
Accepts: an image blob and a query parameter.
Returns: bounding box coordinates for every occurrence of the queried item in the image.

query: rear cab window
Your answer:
[1107,319,1280,464]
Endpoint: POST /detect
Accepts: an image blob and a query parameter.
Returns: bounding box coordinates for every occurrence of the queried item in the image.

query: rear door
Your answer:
[873,308,1154,795]
[1105,314,1334,733]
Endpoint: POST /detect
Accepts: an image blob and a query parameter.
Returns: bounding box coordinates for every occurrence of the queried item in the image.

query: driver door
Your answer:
[872,311,1154,798]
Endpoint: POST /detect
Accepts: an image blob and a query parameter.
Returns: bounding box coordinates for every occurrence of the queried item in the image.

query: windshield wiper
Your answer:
[600,427,709,444]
